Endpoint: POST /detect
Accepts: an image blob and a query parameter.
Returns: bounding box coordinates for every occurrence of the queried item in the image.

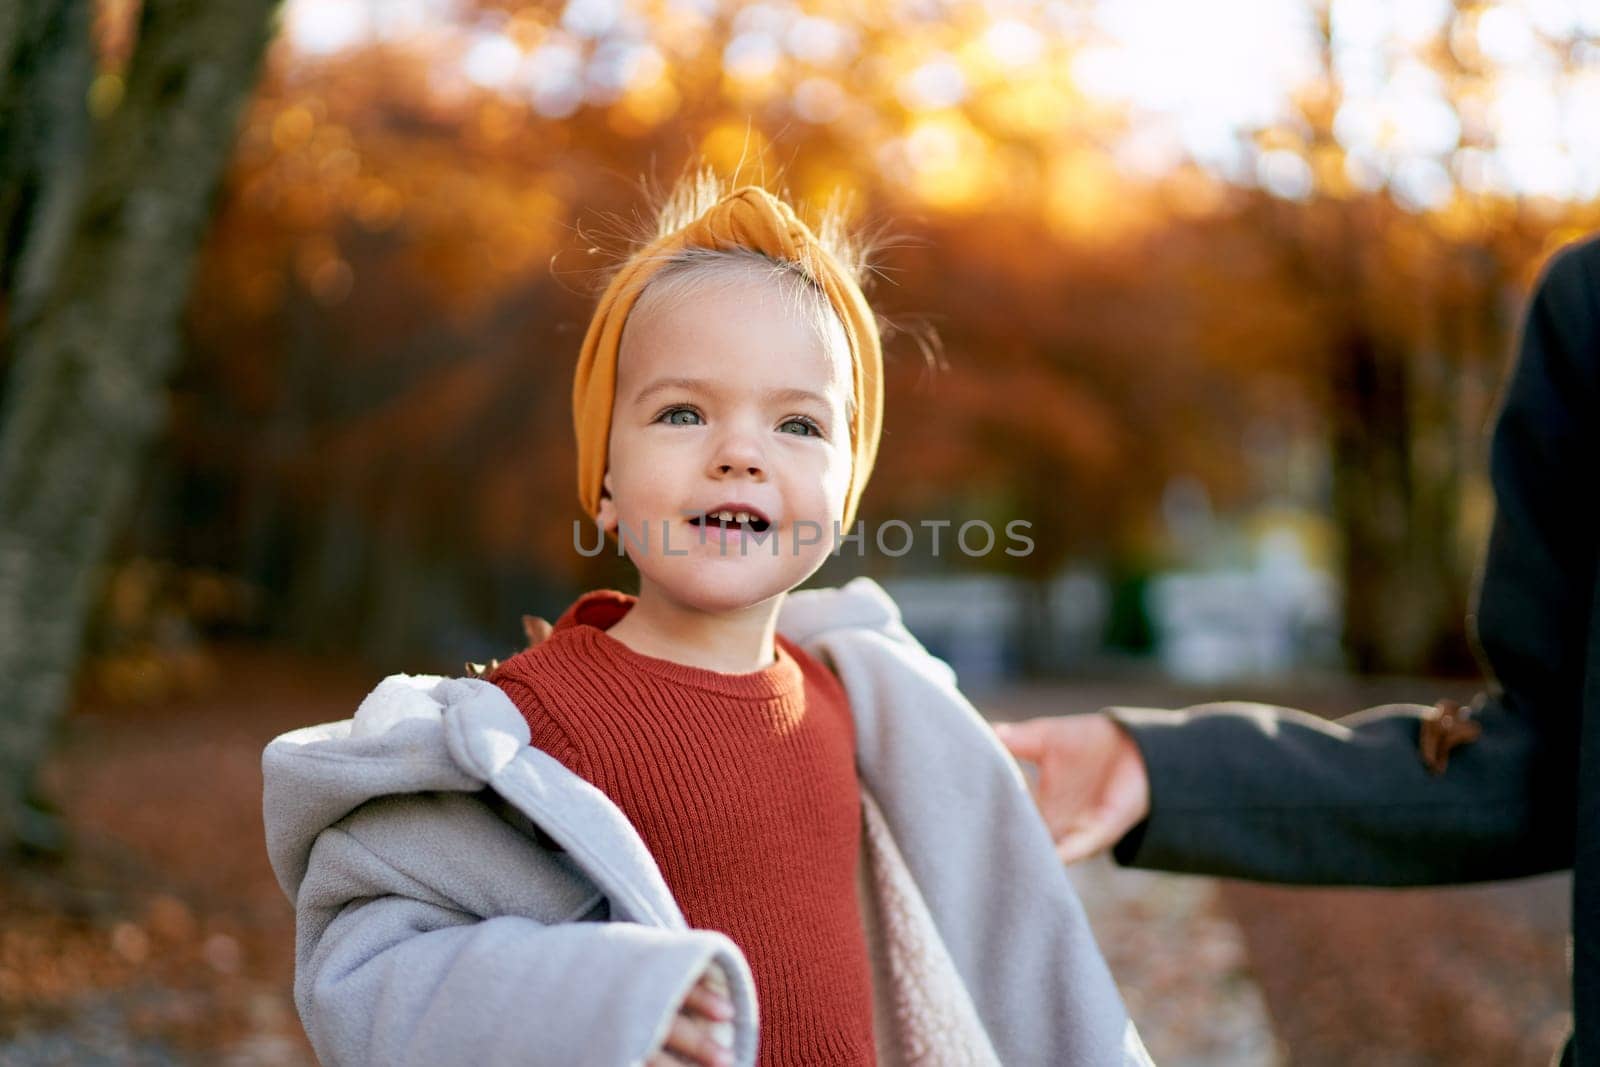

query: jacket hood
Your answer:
[262,675,524,903]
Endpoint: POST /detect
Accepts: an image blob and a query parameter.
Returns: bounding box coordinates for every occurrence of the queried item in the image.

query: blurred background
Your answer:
[2,0,1596,1063]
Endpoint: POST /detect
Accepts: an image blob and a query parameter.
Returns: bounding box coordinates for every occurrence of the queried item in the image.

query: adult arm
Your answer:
[1103,236,1599,886]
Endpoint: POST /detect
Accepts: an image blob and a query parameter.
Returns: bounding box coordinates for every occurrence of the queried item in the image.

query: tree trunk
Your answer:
[1,0,94,386]
[0,0,282,853]
[1329,328,1467,675]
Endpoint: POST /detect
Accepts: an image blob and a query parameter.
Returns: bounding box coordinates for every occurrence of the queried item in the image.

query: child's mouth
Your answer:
[688,510,772,533]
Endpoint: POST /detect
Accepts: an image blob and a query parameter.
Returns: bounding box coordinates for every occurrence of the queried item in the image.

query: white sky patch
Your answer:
[786,16,857,66]
[1257,149,1315,200]
[1075,0,1322,170]
[668,0,719,18]
[1523,0,1600,38]
[899,56,969,110]
[1112,120,1188,178]
[1478,5,1542,66]
[1078,0,1598,202]
[1391,156,1453,209]
[588,39,660,99]
[562,0,624,40]
[278,0,1600,202]
[463,33,522,91]
[1078,0,1321,120]
[371,0,446,41]
[984,19,1046,68]
[1567,68,1600,196]
[903,117,966,172]
[733,3,793,38]
[284,0,369,56]
[724,31,783,81]
[1493,70,1566,149]
[527,38,586,118]
[285,0,458,54]
[1376,62,1460,157]
[793,76,847,123]
[1454,146,1504,194]
[1502,143,1579,197]
[1344,150,1388,192]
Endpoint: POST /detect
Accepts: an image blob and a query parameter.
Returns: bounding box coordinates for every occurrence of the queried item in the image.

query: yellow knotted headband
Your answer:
[572,185,882,531]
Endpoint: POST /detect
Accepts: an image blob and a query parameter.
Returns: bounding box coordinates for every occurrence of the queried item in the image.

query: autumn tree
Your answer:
[0,0,282,853]
[109,0,1600,685]
[1229,2,1597,671]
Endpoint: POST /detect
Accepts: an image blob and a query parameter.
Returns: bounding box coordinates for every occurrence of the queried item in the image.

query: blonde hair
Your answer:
[644,165,874,282]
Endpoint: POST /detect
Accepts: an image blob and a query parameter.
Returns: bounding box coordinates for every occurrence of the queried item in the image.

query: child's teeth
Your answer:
[736,511,749,523]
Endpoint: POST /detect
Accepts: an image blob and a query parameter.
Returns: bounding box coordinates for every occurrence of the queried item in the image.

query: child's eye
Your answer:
[656,405,703,426]
[778,416,822,437]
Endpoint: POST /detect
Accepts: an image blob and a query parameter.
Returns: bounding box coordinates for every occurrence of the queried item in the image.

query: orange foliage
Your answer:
[179,0,1600,604]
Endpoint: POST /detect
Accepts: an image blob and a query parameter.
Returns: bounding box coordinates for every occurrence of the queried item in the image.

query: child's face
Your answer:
[597,267,854,615]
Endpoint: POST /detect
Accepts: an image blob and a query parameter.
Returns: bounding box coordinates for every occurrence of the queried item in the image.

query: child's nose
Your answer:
[714,456,765,477]
[710,428,766,478]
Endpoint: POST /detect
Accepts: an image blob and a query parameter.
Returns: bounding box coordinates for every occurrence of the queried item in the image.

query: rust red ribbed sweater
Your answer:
[490,589,877,1067]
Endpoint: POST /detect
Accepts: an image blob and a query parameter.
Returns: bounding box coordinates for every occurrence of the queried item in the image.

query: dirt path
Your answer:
[0,646,366,1065]
[0,652,1573,1065]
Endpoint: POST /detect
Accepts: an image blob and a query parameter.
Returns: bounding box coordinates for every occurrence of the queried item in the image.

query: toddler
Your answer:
[262,168,1152,1067]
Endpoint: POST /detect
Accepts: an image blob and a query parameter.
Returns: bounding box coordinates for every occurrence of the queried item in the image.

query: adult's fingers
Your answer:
[1055,819,1121,865]
[1053,764,1151,865]
[992,718,1057,762]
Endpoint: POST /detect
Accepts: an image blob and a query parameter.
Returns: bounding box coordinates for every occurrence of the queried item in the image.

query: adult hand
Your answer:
[993,713,1152,864]
[647,962,736,1067]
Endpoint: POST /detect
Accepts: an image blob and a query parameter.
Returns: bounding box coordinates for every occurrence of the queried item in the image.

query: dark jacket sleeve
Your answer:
[1106,235,1600,887]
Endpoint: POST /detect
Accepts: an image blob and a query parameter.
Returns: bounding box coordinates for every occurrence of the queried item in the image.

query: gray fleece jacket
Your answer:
[261,576,1153,1067]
